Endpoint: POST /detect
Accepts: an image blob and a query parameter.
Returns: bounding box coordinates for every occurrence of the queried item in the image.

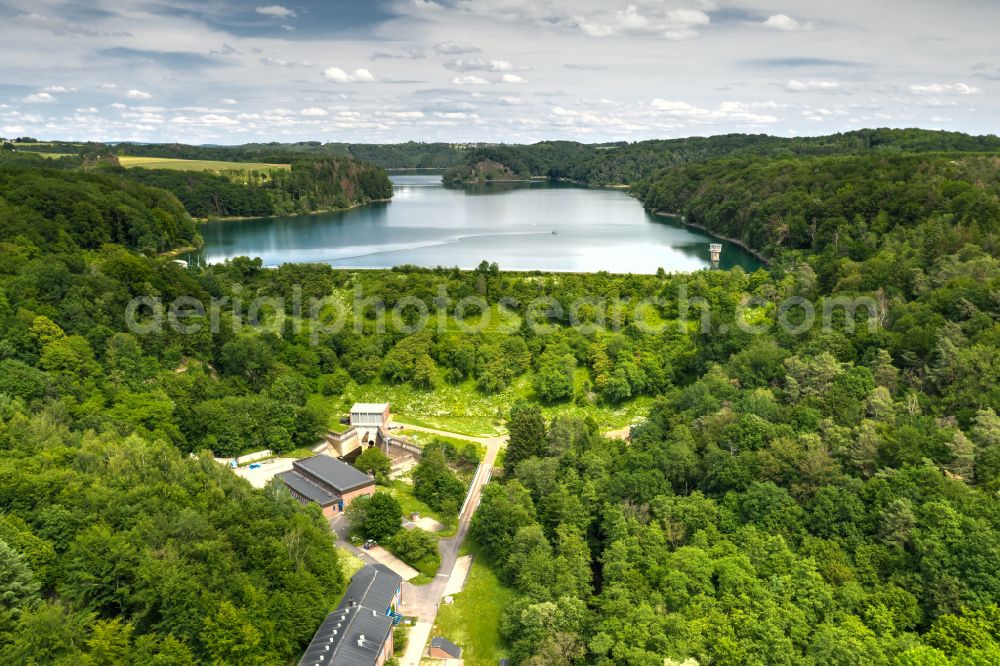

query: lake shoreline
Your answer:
[651,210,771,265]
[192,175,765,273]
[193,197,392,224]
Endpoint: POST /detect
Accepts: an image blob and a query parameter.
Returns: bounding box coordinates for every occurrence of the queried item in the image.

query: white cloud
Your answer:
[498,96,523,106]
[43,85,75,93]
[650,98,778,124]
[301,107,328,116]
[110,102,127,109]
[256,5,296,18]
[378,111,425,118]
[786,80,840,92]
[444,58,516,72]
[76,106,99,113]
[909,82,983,95]
[452,75,489,85]
[435,41,481,55]
[577,5,709,39]
[170,114,239,126]
[221,98,238,105]
[261,55,313,67]
[125,89,152,99]
[500,74,524,83]
[324,67,377,83]
[763,14,813,31]
[23,92,55,103]
[99,83,118,90]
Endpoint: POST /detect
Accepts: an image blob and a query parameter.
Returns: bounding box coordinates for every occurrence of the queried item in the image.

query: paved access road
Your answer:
[390,422,506,665]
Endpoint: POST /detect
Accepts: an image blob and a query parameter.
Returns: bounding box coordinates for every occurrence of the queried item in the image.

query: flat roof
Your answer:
[298,604,392,666]
[279,471,338,507]
[293,455,375,494]
[338,564,402,614]
[350,403,389,413]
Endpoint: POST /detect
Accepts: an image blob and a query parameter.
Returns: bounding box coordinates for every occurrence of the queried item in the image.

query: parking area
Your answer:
[229,458,295,488]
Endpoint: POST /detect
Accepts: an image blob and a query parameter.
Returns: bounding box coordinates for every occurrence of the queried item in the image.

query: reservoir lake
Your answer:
[184,174,762,273]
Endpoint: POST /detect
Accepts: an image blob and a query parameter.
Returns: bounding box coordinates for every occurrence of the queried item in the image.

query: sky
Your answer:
[0,0,997,144]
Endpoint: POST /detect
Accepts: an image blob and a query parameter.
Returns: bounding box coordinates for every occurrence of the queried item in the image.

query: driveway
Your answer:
[329,515,419,581]
[399,621,432,666]
[393,424,505,623]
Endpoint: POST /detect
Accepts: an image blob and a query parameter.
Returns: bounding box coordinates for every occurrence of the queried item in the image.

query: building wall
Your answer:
[429,646,455,659]
[328,429,361,457]
[337,482,376,513]
[350,405,390,428]
[378,628,394,665]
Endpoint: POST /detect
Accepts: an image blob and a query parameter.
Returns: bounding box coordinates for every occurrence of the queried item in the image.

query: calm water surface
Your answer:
[185,175,762,273]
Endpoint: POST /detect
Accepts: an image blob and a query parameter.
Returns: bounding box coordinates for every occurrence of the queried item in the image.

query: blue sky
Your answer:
[0,0,997,143]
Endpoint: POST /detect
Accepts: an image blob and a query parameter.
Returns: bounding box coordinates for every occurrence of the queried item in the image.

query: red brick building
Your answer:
[280,455,376,518]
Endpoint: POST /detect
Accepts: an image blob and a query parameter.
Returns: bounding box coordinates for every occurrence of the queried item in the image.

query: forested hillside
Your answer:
[0,169,349,663]
[2,130,1000,664]
[465,145,1000,664]
[114,140,466,169]
[0,166,199,253]
[442,128,1000,186]
[632,153,1000,262]
[116,156,394,218]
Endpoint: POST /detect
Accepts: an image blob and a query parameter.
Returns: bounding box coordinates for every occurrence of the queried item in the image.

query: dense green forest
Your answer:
[115,157,394,218]
[2,129,1000,663]
[0,142,393,220]
[113,140,467,169]
[0,168,346,663]
[439,128,1000,185]
[465,142,1000,664]
[631,152,1000,263]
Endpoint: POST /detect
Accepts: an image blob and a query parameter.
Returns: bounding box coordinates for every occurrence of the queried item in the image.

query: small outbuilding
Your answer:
[429,636,463,660]
[350,403,391,428]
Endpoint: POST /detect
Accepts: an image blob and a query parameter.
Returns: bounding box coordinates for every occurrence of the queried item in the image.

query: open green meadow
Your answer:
[431,542,513,665]
[326,377,651,438]
[117,155,291,172]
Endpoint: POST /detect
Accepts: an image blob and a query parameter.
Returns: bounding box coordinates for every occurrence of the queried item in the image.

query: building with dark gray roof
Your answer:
[298,564,403,666]
[294,455,375,494]
[281,455,376,518]
[298,604,393,666]
[278,471,339,509]
[429,636,463,659]
[338,563,402,615]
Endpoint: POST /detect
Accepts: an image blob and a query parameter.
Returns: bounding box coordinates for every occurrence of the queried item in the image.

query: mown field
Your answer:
[117,155,291,172]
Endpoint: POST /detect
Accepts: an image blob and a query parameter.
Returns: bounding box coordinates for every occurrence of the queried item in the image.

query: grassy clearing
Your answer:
[383,479,456,537]
[336,547,367,578]
[19,151,76,158]
[328,376,652,438]
[432,542,513,666]
[117,155,291,172]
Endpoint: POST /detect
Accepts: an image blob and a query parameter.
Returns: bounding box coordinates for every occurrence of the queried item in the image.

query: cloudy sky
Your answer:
[1,0,997,144]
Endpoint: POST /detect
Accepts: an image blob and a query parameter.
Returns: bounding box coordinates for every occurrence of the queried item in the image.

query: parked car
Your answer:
[339,416,351,425]
[363,539,377,550]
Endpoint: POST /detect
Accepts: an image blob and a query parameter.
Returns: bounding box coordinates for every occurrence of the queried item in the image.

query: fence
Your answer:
[457,462,484,518]
[235,449,272,465]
